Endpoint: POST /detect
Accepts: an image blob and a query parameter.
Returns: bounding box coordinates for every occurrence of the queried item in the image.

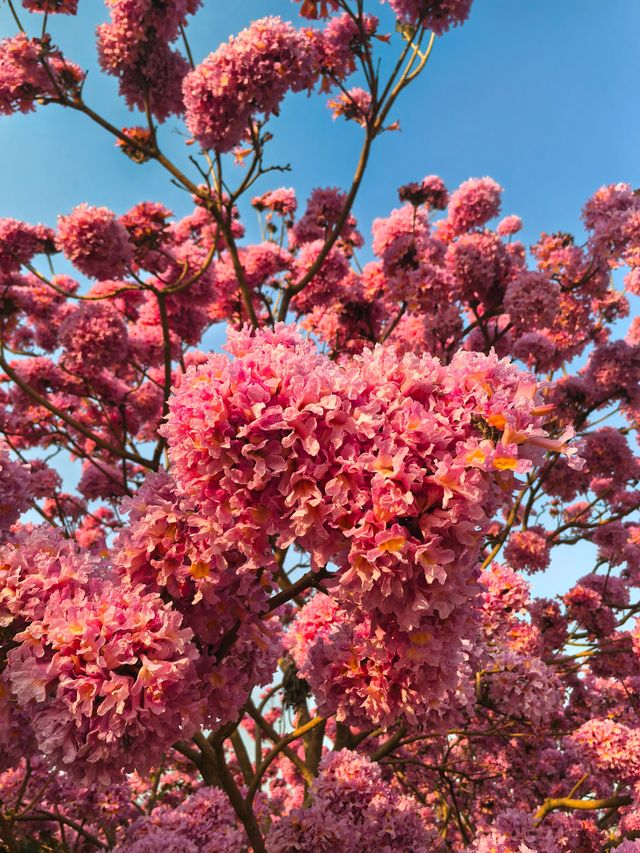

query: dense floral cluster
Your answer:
[113,469,283,725]
[1,528,205,784]
[115,785,246,851]
[57,204,134,279]
[162,324,576,727]
[97,0,201,121]
[22,0,79,12]
[0,33,83,115]
[183,17,319,152]
[267,750,434,851]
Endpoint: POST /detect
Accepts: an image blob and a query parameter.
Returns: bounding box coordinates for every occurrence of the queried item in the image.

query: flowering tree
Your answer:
[0,0,638,850]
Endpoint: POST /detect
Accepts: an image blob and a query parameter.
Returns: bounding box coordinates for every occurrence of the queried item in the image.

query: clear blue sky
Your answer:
[1,1,637,595]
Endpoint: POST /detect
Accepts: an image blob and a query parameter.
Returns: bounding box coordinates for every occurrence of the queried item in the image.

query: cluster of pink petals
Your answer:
[113,469,282,725]
[503,526,550,573]
[287,593,477,727]
[0,525,98,628]
[183,17,319,152]
[496,214,523,236]
[97,0,200,121]
[22,0,78,12]
[267,749,435,852]
[77,460,129,502]
[0,34,84,115]
[56,204,133,279]
[503,271,561,331]
[0,443,31,537]
[399,174,449,209]
[115,785,246,852]
[293,0,339,20]
[570,718,640,784]
[6,577,202,786]
[563,575,620,638]
[479,562,530,637]
[385,0,474,34]
[0,218,54,273]
[252,187,298,219]
[58,302,129,372]
[0,676,37,771]
[291,186,363,254]
[466,830,534,852]
[162,324,576,726]
[483,651,563,725]
[466,805,570,852]
[447,177,503,233]
[319,12,379,79]
[583,182,640,269]
[328,86,372,126]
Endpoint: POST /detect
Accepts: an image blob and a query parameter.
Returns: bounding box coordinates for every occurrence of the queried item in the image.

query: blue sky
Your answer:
[1,1,638,595]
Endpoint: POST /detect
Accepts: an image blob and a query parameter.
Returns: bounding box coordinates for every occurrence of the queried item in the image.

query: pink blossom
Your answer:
[0,218,54,274]
[319,13,379,80]
[504,271,561,331]
[183,18,319,152]
[503,526,550,573]
[399,174,449,209]
[252,187,297,218]
[292,186,363,252]
[447,176,503,233]
[162,325,575,726]
[22,0,78,12]
[267,750,434,852]
[57,204,133,279]
[328,87,372,126]
[58,302,128,371]
[385,0,473,34]
[497,214,523,236]
[116,786,246,852]
[0,443,31,537]
[0,34,83,115]
[97,0,200,121]
[7,579,202,786]
[570,718,640,783]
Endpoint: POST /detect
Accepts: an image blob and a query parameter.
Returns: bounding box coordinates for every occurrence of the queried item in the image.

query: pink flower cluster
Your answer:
[252,187,298,219]
[0,526,95,629]
[570,718,640,784]
[113,469,282,725]
[58,302,129,372]
[22,0,78,12]
[183,17,319,152]
[0,218,54,273]
[162,324,576,726]
[97,0,201,121]
[115,786,246,852]
[503,526,550,573]
[0,33,83,115]
[6,575,201,786]
[56,204,133,279]
[385,0,474,35]
[267,749,434,851]
[447,177,503,233]
[483,651,563,725]
[0,443,31,537]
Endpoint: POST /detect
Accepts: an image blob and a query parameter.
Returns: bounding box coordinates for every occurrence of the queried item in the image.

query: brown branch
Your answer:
[245,701,316,787]
[246,715,326,805]
[534,794,633,825]
[212,739,266,853]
